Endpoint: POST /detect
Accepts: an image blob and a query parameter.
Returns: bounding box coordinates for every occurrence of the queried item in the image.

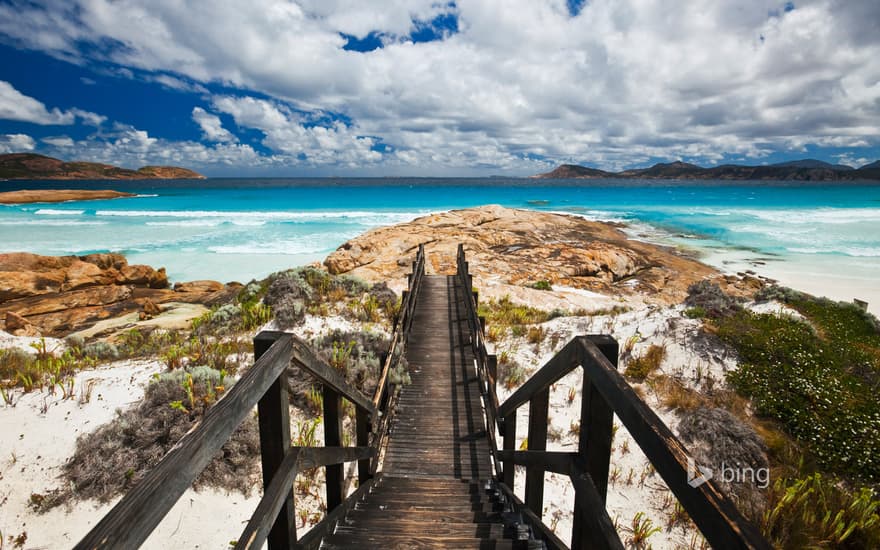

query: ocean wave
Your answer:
[788,246,880,257]
[145,220,224,227]
[95,209,424,222]
[135,194,159,198]
[737,207,880,225]
[208,240,330,255]
[550,208,630,223]
[35,208,86,215]
[0,220,108,226]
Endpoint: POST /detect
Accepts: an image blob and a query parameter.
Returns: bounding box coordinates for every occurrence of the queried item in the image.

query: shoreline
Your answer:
[0,189,135,204]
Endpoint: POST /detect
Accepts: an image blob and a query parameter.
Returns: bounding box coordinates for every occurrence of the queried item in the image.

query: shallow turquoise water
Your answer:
[2,178,879,311]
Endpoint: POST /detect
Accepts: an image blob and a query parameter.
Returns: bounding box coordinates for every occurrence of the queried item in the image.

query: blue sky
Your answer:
[0,0,878,176]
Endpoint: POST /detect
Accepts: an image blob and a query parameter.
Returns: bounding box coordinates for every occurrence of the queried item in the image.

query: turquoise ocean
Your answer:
[2,179,879,314]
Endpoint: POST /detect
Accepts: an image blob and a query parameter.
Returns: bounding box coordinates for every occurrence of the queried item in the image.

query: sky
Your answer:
[0,0,878,177]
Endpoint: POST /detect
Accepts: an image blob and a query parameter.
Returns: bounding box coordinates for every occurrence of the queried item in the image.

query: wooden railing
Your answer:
[76,244,427,550]
[455,246,770,550]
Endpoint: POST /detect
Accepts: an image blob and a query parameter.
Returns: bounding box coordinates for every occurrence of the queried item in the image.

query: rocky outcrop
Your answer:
[0,189,136,204]
[325,205,717,304]
[0,252,235,336]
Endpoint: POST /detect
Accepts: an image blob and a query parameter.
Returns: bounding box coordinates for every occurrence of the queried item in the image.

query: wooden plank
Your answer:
[524,387,549,518]
[494,482,568,550]
[294,478,374,550]
[75,333,293,550]
[578,335,617,502]
[255,331,296,550]
[497,450,576,476]
[236,447,374,550]
[323,386,344,512]
[502,410,517,487]
[356,406,371,483]
[569,468,625,550]
[576,337,770,549]
[498,339,580,417]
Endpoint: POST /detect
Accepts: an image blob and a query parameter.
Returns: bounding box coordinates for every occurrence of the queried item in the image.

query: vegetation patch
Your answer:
[478,295,562,327]
[716,302,880,480]
[39,367,259,509]
[624,344,666,382]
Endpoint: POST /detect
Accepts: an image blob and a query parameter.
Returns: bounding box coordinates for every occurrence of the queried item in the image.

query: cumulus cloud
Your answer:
[0,80,74,124]
[0,80,106,127]
[192,107,237,143]
[42,136,75,147]
[0,133,36,153]
[1,0,878,172]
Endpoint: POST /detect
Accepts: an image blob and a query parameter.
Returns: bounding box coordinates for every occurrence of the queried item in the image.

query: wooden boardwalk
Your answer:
[320,275,541,548]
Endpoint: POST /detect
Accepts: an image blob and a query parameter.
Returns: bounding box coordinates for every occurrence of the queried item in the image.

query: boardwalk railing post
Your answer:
[572,335,618,549]
[323,387,344,512]
[502,410,517,487]
[356,407,371,484]
[488,354,497,397]
[254,331,297,548]
[525,388,550,518]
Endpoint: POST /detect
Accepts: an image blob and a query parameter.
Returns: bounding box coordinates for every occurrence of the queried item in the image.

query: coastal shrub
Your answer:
[529,280,552,291]
[284,330,390,414]
[265,271,313,306]
[237,281,266,306]
[685,280,743,318]
[273,296,306,328]
[478,295,553,327]
[678,407,769,521]
[763,473,880,549]
[335,274,370,296]
[624,344,666,382]
[0,345,94,393]
[497,353,528,390]
[717,302,880,481]
[82,341,120,361]
[42,366,259,508]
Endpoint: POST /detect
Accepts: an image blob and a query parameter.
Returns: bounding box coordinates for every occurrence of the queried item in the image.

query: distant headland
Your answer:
[0,153,205,180]
[535,159,880,181]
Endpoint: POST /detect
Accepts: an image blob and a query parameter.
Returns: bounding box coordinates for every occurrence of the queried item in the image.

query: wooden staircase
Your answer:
[76,244,770,550]
[320,275,541,548]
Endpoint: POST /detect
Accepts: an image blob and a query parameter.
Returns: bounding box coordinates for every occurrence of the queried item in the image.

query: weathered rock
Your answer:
[0,252,228,336]
[141,298,163,318]
[174,280,225,293]
[5,311,40,337]
[324,205,716,304]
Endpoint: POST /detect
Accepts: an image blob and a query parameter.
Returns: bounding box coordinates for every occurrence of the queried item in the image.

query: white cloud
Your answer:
[0,133,36,153]
[0,80,106,128]
[192,107,237,143]
[1,1,878,172]
[42,136,75,147]
[0,80,74,124]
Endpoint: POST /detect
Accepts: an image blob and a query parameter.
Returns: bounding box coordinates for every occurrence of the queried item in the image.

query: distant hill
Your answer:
[537,164,615,179]
[771,159,854,171]
[0,153,205,180]
[534,158,880,181]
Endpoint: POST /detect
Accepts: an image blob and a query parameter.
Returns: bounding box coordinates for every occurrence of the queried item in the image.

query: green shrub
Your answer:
[530,280,552,291]
[478,295,552,327]
[719,302,880,480]
[624,344,666,382]
[764,473,880,548]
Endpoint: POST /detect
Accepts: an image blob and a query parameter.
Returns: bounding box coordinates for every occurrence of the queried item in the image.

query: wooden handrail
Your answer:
[75,334,294,550]
[235,446,375,550]
[454,245,771,550]
[77,245,428,550]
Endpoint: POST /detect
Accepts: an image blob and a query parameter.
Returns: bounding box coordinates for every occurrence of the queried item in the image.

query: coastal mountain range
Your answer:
[536,159,880,181]
[0,153,205,180]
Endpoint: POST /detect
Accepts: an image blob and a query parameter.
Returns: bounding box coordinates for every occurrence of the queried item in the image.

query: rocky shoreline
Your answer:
[0,252,237,338]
